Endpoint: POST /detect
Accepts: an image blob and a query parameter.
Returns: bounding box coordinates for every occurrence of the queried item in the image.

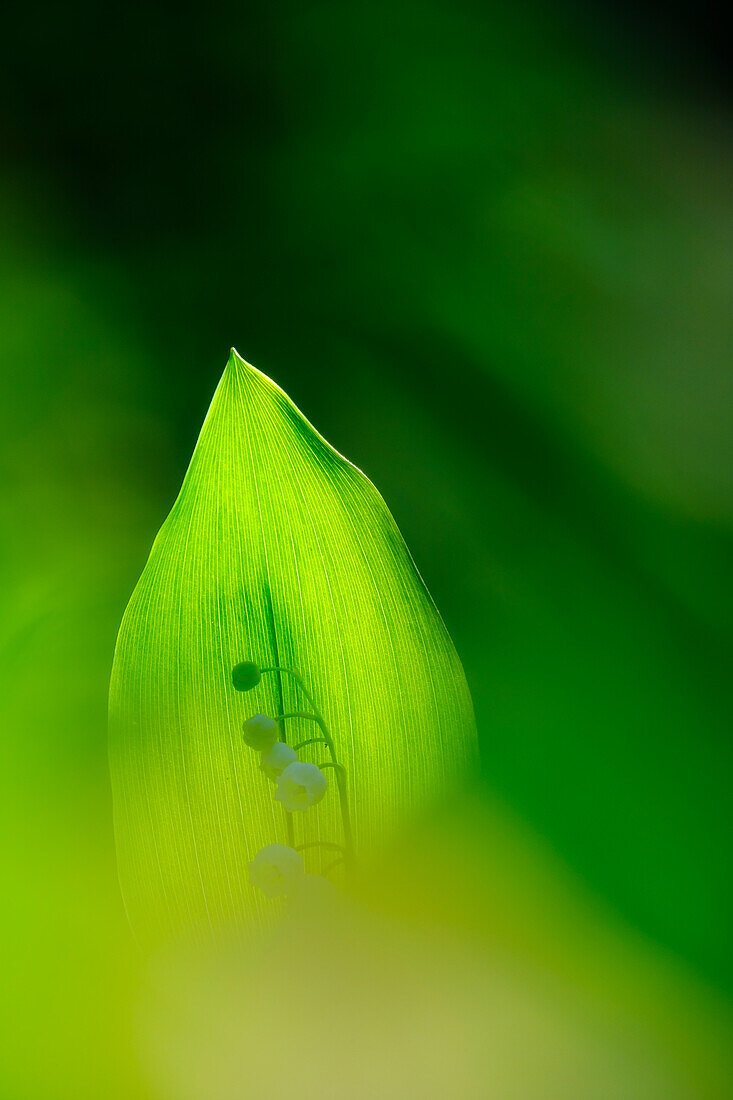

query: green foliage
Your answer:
[109,350,476,947]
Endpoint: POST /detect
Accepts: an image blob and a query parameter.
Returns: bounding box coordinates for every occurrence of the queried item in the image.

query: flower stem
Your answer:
[295,841,345,853]
[276,710,320,724]
[261,665,354,864]
[293,736,329,752]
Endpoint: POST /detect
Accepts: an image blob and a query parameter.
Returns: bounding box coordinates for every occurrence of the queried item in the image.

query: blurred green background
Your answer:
[1,1,731,1096]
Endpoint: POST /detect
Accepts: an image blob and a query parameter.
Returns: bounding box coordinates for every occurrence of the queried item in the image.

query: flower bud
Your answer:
[231,661,261,692]
[275,761,328,812]
[249,844,304,897]
[260,741,298,781]
[242,713,278,752]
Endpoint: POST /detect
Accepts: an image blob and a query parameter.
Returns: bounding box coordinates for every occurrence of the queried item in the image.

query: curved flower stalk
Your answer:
[109,349,477,950]
[235,660,354,891]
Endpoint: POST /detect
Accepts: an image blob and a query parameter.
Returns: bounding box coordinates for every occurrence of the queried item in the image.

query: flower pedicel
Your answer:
[233,660,353,899]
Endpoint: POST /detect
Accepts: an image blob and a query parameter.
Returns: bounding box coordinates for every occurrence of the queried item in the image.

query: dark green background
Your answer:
[1,3,731,1092]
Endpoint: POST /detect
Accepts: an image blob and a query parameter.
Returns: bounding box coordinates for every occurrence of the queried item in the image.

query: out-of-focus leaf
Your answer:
[109,349,476,948]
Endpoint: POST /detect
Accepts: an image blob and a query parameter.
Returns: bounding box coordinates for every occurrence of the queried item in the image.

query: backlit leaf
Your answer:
[109,350,476,948]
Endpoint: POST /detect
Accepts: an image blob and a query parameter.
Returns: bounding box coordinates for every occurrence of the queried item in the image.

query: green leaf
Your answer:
[109,349,476,948]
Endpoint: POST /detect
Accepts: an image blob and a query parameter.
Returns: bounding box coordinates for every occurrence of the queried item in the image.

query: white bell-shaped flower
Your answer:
[248,843,304,897]
[275,761,328,812]
[242,713,278,752]
[260,741,298,781]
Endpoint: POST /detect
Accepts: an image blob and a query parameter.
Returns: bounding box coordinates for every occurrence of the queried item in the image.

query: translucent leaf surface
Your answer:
[109,350,476,948]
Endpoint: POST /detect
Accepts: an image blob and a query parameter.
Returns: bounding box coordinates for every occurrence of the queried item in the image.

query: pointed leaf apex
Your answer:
[227,346,250,373]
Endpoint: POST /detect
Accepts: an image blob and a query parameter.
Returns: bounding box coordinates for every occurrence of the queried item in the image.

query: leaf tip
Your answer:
[227,346,248,372]
[226,347,267,392]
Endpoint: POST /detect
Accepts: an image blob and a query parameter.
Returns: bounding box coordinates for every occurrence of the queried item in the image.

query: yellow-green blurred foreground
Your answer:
[1,0,732,1096]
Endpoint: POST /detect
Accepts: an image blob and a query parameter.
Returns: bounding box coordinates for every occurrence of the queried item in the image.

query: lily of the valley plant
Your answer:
[109,350,476,949]
[233,658,352,897]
